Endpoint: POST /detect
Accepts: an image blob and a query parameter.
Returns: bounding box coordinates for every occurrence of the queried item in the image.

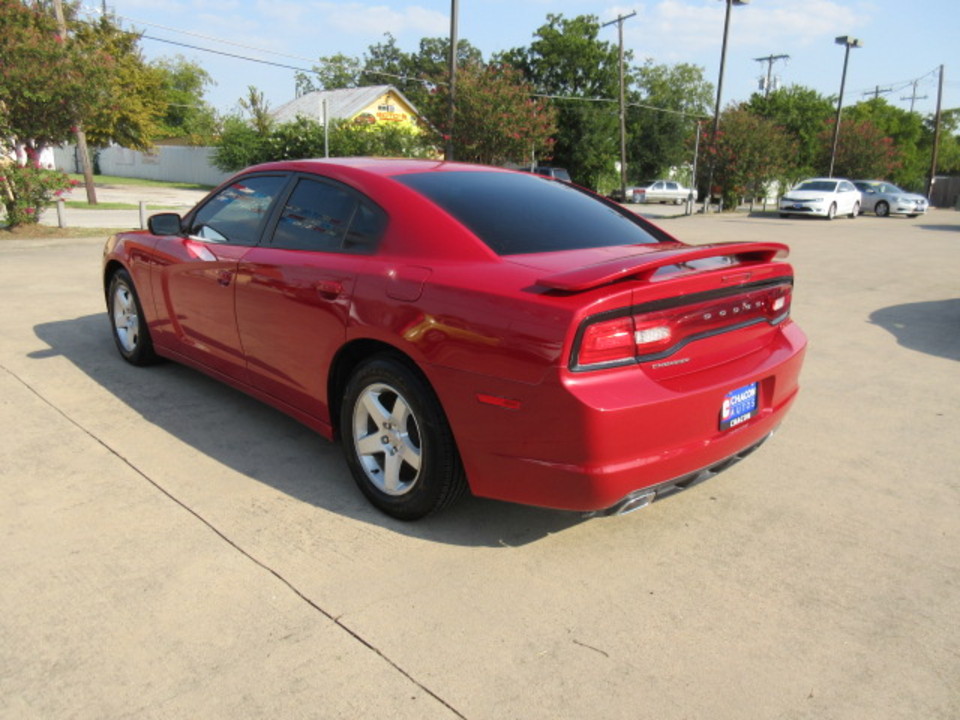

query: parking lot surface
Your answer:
[2,209,958,719]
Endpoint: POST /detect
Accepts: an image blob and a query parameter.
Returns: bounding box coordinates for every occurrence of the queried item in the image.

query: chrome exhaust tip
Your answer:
[585,489,656,518]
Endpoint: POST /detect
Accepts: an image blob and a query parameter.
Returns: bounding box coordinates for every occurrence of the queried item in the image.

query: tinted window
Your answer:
[271,177,385,253]
[190,175,287,246]
[797,180,838,192]
[395,171,663,255]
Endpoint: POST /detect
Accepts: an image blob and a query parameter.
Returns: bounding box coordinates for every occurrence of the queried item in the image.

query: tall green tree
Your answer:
[816,117,901,181]
[627,61,713,181]
[295,52,364,94]
[746,85,834,181]
[700,106,793,209]
[0,0,112,155]
[151,55,218,143]
[925,108,960,177]
[421,61,556,165]
[844,98,924,187]
[72,14,167,150]
[498,14,621,187]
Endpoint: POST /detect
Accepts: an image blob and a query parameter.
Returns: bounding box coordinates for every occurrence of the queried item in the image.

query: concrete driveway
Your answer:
[2,209,958,719]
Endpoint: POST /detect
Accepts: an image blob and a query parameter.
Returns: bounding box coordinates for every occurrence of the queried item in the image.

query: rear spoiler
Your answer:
[538,242,790,292]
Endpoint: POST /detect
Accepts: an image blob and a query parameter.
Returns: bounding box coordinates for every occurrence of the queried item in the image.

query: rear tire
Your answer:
[849,202,859,219]
[108,269,158,366]
[875,201,890,217]
[340,355,467,520]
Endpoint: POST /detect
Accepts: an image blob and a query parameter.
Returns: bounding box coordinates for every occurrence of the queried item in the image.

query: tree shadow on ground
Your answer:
[869,298,960,362]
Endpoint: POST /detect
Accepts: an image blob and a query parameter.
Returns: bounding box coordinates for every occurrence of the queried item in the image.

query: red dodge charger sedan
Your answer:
[103,158,807,520]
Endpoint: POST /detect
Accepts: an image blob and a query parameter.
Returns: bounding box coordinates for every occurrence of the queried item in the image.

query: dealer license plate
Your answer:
[720,382,758,430]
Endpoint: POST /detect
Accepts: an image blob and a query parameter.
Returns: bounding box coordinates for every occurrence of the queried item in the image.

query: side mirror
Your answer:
[148,213,183,236]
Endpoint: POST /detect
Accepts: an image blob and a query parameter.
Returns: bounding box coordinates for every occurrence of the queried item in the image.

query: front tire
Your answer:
[826,203,837,220]
[875,201,890,217]
[340,355,467,520]
[108,269,157,366]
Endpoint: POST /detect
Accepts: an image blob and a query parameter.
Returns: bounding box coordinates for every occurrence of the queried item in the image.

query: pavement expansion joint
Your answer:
[1,360,468,720]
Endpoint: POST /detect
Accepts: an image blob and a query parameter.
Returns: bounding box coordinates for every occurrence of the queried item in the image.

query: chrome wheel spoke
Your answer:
[353,381,422,497]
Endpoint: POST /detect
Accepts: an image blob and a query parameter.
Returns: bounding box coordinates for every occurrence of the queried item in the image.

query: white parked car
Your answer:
[779,178,861,220]
[632,180,697,205]
[853,180,928,217]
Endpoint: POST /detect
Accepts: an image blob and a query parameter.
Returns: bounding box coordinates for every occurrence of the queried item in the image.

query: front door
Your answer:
[153,174,289,381]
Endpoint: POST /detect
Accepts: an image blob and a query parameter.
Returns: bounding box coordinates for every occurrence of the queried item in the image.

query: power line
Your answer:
[82,8,444,88]
[533,94,709,119]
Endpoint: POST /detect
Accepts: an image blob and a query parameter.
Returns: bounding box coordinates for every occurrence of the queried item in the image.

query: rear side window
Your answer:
[395,171,663,255]
[270,177,385,253]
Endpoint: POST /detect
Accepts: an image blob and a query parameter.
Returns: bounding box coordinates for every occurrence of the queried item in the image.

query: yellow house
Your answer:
[271,85,423,130]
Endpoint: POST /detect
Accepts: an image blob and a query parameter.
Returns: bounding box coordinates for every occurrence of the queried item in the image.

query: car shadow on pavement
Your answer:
[869,298,960,362]
[31,313,586,547]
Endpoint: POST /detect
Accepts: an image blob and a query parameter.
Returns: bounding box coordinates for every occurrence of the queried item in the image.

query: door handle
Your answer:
[217,270,233,287]
[316,280,343,298]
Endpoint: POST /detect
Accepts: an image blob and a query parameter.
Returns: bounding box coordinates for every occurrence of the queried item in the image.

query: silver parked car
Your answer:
[853,180,928,217]
[632,180,697,205]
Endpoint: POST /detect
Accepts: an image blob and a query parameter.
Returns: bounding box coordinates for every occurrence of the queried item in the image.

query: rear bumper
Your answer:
[432,321,807,512]
[584,432,773,516]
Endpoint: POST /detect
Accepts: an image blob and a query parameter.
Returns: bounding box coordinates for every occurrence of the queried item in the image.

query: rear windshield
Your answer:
[395,171,664,255]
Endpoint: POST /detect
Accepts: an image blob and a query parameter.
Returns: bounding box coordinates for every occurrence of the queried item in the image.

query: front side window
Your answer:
[190,175,288,246]
[270,177,385,253]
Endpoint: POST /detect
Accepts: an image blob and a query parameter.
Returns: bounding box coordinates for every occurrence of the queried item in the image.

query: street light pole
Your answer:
[828,35,863,178]
[704,0,748,212]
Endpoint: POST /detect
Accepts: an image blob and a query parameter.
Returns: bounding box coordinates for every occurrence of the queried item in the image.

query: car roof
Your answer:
[244,157,513,179]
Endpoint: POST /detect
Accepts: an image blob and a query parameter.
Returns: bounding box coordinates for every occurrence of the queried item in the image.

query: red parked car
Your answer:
[103,158,806,520]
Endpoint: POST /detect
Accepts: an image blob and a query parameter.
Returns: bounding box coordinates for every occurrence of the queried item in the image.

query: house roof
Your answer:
[271,85,421,125]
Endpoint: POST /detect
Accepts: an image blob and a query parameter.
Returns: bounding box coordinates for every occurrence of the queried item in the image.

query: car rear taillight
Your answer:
[572,281,792,371]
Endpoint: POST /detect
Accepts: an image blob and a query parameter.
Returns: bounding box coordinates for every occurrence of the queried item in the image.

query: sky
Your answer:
[83,0,958,119]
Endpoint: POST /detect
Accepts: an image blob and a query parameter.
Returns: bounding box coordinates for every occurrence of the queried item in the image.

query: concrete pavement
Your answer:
[1,209,958,718]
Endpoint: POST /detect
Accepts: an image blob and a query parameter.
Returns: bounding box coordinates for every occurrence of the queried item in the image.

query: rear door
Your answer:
[152,174,289,381]
[235,174,387,421]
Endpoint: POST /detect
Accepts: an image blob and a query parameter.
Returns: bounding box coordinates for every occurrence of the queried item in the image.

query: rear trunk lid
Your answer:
[511,242,796,380]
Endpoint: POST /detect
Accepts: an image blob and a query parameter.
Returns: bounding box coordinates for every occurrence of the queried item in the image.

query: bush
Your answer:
[212,115,438,172]
[1,164,77,228]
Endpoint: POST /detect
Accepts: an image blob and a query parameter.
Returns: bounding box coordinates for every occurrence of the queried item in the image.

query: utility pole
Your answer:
[862,85,892,100]
[602,11,637,202]
[52,0,97,204]
[927,64,944,199]
[753,53,789,97]
[445,0,458,161]
[901,79,927,113]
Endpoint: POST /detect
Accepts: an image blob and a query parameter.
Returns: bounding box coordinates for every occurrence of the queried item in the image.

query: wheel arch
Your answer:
[103,259,127,303]
[327,338,432,440]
